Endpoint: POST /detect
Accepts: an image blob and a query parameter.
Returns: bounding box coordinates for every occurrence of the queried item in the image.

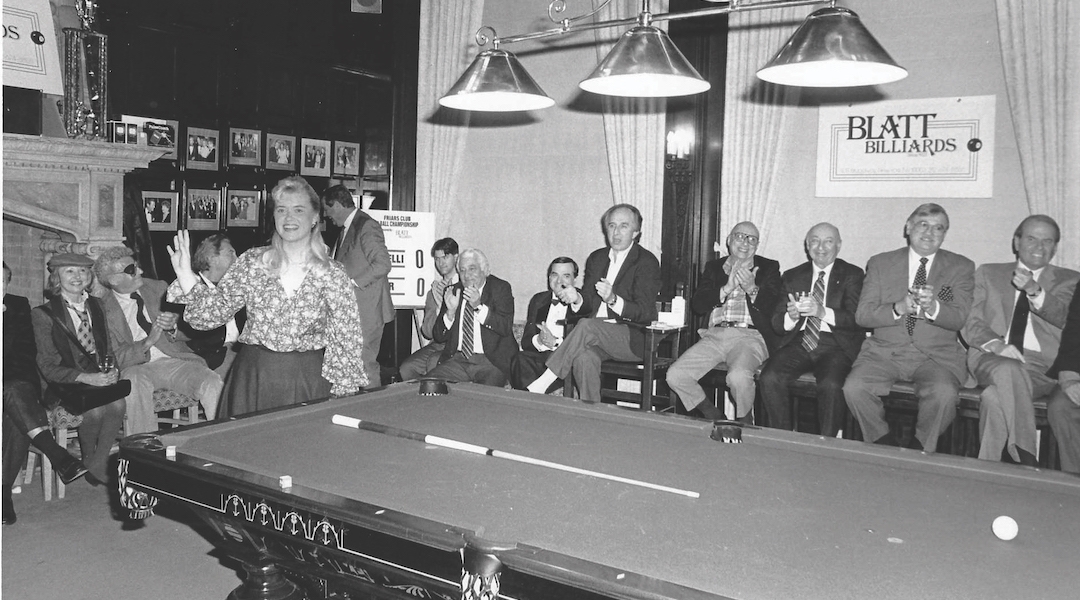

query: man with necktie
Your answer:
[962,215,1078,465]
[759,223,865,436]
[179,234,246,389]
[95,246,223,432]
[843,204,975,452]
[510,257,586,391]
[426,249,517,386]
[665,221,783,422]
[322,185,394,386]
[526,205,661,401]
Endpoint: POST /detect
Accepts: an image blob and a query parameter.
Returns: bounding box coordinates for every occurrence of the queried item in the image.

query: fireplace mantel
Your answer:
[3,133,165,255]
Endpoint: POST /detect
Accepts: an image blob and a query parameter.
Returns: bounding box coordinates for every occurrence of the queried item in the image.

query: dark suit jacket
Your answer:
[434,274,518,376]
[31,295,111,390]
[336,209,395,329]
[691,254,784,352]
[579,243,661,354]
[179,289,247,370]
[1048,285,1080,379]
[963,262,1079,373]
[98,278,206,371]
[4,294,41,390]
[772,258,866,361]
[856,247,975,382]
[521,288,586,353]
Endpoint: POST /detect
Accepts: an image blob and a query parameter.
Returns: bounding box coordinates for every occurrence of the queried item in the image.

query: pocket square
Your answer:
[937,285,954,303]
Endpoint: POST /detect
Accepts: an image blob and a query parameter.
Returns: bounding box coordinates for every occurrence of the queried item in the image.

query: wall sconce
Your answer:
[440,0,906,112]
[666,128,694,159]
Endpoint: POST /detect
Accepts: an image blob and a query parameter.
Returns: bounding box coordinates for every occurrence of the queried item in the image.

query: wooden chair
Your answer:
[562,322,685,412]
[42,389,201,500]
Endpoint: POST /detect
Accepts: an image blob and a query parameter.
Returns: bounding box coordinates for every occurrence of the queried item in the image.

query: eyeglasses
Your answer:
[118,263,138,276]
[731,232,759,246]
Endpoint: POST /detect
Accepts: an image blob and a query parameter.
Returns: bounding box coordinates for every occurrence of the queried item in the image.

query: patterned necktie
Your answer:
[68,302,96,354]
[906,257,928,336]
[801,270,826,352]
[460,302,475,359]
[1007,292,1030,354]
[131,293,153,334]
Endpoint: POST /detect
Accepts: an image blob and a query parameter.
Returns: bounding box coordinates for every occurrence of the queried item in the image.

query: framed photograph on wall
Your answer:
[299,137,331,177]
[333,141,360,177]
[228,127,262,167]
[143,119,179,160]
[225,188,261,228]
[186,127,220,171]
[266,133,295,171]
[185,188,222,230]
[363,140,388,176]
[142,191,178,231]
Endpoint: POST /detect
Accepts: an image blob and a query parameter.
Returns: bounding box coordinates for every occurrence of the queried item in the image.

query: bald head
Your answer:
[805,222,841,269]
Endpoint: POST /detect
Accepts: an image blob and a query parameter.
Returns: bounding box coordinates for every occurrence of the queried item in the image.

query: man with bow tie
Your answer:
[666,221,783,422]
[526,205,661,400]
[95,246,223,432]
[510,257,586,391]
[962,215,1078,465]
[844,204,975,452]
[759,223,865,436]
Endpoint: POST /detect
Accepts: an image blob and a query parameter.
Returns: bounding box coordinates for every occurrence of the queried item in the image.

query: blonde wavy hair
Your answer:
[262,176,330,276]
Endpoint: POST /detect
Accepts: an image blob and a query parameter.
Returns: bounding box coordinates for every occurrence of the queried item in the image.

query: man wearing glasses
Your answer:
[94,247,223,433]
[666,222,783,422]
[843,204,975,452]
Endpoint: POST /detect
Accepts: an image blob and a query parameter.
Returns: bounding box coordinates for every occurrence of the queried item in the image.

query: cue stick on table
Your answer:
[331,414,700,499]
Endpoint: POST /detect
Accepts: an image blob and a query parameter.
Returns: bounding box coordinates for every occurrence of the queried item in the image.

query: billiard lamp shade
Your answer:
[438,0,907,112]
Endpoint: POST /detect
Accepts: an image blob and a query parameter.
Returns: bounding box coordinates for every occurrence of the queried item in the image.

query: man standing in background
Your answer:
[323,185,394,386]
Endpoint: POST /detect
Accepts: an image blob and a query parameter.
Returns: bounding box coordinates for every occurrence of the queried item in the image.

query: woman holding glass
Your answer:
[167,175,367,417]
[32,253,125,483]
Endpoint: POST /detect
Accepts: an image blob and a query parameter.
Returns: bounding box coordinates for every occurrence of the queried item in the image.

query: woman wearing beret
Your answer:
[32,253,126,483]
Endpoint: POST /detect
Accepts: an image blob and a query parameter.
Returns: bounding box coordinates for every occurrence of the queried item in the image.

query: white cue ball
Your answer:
[992,515,1018,541]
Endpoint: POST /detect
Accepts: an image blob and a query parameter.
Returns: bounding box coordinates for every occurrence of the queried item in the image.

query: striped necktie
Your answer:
[460,303,475,359]
[801,270,826,352]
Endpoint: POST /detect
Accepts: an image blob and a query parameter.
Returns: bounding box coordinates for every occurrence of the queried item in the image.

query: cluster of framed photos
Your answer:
[172,126,382,178]
[143,187,262,231]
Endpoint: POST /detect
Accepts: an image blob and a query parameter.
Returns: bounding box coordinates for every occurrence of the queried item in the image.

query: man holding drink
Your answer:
[843,204,975,451]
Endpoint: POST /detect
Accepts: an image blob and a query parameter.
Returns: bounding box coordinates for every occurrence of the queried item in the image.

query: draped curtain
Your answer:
[415,0,486,235]
[592,0,667,255]
[720,7,804,249]
[994,0,1080,269]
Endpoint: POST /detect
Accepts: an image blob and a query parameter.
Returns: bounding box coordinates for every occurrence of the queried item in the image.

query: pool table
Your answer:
[118,382,1080,600]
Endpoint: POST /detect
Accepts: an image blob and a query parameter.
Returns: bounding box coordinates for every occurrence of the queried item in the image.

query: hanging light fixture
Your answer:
[439,0,906,112]
[756,6,907,86]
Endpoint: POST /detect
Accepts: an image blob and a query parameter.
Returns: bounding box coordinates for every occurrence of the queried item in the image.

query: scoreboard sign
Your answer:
[368,210,434,309]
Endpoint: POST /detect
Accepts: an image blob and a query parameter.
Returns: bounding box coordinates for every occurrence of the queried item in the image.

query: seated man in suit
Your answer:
[179,234,245,389]
[526,204,661,401]
[1047,282,1080,475]
[426,249,517,386]
[94,246,223,432]
[963,215,1078,465]
[4,262,88,525]
[843,203,975,452]
[322,185,394,386]
[759,223,865,436]
[666,221,783,422]
[510,257,586,391]
[399,238,459,381]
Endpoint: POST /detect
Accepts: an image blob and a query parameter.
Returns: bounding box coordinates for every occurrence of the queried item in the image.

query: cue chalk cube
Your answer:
[279,475,293,490]
[165,445,177,459]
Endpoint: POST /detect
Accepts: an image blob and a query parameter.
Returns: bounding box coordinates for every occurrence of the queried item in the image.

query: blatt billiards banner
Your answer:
[2,0,64,95]
[816,95,996,198]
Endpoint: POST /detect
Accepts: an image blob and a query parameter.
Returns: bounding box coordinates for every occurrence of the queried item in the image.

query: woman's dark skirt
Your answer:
[216,344,331,419]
